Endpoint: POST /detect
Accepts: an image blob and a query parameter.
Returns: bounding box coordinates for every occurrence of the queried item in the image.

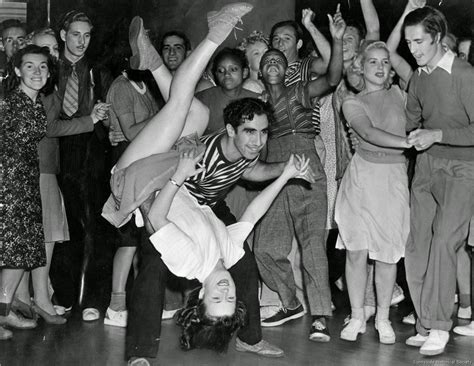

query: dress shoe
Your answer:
[31,302,66,325]
[0,311,37,329]
[419,329,449,356]
[12,297,35,319]
[235,338,284,358]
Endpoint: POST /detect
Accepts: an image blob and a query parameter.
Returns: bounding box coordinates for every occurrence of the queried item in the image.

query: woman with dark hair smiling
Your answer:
[0,45,58,339]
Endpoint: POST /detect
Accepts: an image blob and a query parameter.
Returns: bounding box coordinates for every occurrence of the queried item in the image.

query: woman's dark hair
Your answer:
[175,287,246,353]
[5,44,56,95]
[223,97,275,130]
[403,6,447,42]
[211,47,248,80]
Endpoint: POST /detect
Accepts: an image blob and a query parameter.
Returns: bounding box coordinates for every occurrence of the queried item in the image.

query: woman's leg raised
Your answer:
[116,3,253,170]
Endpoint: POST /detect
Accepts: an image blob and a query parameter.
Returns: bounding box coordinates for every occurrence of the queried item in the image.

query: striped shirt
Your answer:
[185,133,258,207]
[285,56,321,133]
[269,82,315,139]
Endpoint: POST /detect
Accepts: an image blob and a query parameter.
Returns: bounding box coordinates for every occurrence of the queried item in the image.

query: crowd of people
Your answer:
[0,0,473,365]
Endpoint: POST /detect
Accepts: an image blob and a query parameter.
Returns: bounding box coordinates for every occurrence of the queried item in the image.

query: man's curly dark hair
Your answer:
[223,97,275,130]
[175,287,247,353]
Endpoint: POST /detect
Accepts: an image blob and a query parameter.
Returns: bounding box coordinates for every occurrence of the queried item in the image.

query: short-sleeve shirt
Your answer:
[149,186,253,282]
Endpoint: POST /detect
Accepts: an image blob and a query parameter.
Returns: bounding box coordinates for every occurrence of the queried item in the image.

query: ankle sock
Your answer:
[376,306,390,321]
[109,292,126,312]
[0,302,11,316]
[351,307,364,321]
[312,315,326,326]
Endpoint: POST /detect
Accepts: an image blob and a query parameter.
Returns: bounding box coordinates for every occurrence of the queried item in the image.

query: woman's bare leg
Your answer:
[31,242,56,314]
[116,3,253,170]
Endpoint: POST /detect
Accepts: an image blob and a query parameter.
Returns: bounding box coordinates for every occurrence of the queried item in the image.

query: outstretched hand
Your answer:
[174,148,206,182]
[328,4,346,41]
[407,0,426,11]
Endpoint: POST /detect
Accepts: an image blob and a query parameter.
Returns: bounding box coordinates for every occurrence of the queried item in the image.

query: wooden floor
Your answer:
[1,303,472,366]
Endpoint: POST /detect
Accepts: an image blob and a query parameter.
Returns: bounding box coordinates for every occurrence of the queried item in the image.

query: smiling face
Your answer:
[61,21,92,62]
[259,49,287,85]
[244,40,268,73]
[162,35,187,72]
[342,26,361,63]
[405,24,442,68]
[227,113,269,160]
[362,47,391,91]
[200,268,236,317]
[2,26,26,59]
[15,53,50,98]
[33,33,59,60]
[214,56,246,92]
[271,25,301,63]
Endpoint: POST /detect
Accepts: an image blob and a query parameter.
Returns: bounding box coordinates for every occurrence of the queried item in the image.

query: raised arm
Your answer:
[360,0,380,41]
[240,154,309,224]
[301,8,331,76]
[306,6,345,98]
[386,1,424,87]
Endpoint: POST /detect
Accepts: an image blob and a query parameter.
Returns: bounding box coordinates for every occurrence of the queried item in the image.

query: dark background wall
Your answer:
[26,0,473,63]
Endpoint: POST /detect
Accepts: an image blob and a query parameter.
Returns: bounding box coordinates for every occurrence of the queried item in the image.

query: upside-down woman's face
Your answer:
[200,268,236,317]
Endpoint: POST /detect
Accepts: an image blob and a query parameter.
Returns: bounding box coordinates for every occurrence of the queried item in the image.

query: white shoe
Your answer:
[82,308,100,322]
[457,306,472,319]
[419,329,449,356]
[402,312,416,325]
[260,305,280,320]
[453,321,474,336]
[162,309,179,320]
[104,307,127,327]
[375,319,396,344]
[406,333,429,347]
[340,318,366,341]
[390,284,405,307]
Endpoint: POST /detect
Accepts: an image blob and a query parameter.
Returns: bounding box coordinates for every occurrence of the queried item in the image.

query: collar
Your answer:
[418,50,454,75]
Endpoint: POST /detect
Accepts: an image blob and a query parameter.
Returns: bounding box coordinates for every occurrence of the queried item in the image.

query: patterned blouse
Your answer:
[1,88,47,269]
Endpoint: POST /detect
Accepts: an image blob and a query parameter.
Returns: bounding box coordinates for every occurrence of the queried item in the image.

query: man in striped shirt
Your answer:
[183,97,316,357]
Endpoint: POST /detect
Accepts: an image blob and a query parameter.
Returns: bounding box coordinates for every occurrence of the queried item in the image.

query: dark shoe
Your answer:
[0,311,37,329]
[31,301,67,325]
[0,325,13,340]
[235,338,284,358]
[12,297,35,319]
[261,304,305,327]
[309,319,330,342]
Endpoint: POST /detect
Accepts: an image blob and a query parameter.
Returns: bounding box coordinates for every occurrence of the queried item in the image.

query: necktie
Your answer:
[62,64,79,117]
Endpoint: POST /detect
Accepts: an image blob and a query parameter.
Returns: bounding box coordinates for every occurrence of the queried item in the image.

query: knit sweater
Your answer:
[406,55,474,161]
